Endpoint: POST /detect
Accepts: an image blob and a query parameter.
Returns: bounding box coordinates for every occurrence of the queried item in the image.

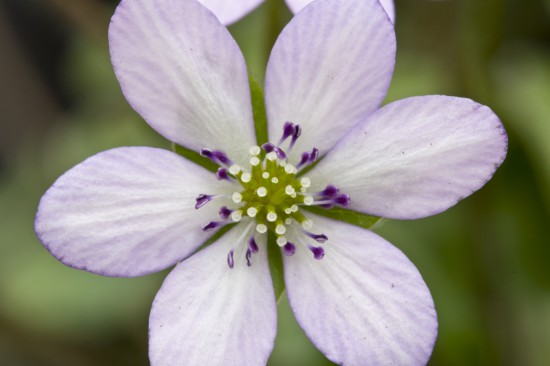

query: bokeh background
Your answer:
[1,0,549,364]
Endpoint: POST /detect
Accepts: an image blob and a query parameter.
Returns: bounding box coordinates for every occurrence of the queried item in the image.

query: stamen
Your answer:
[216,167,232,181]
[256,187,267,197]
[230,210,242,222]
[202,221,223,231]
[308,245,325,260]
[276,236,288,246]
[219,206,232,220]
[246,249,253,267]
[250,156,260,166]
[262,143,287,160]
[266,211,278,222]
[302,220,313,230]
[271,177,279,184]
[232,192,243,203]
[303,196,314,205]
[241,172,251,183]
[200,149,232,166]
[309,147,319,163]
[248,236,259,253]
[285,185,296,195]
[249,146,261,156]
[195,194,214,209]
[229,164,241,175]
[227,250,234,269]
[296,151,311,169]
[247,207,258,217]
[289,125,301,150]
[284,164,297,174]
[256,224,267,233]
[305,231,328,243]
[334,194,351,207]
[278,121,296,145]
[319,184,339,197]
[283,242,296,256]
[300,177,311,188]
[275,224,286,235]
[262,172,270,179]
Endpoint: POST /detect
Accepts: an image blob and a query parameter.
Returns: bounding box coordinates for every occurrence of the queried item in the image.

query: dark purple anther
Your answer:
[262,143,275,153]
[200,149,232,166]
[309,147,319,163]
[283,242,296,256]
[296,151,311,169]
[320,184,339,198]
[309,245,325,260]
[202,221,222,231]
[219,206,232,220]
[246,249,253,267]
[289,125,301,149]
[274,146,286,160]
[216,167,231,181]
[305,232,328,243]
[278,121,296,145]
[248,236,259,253]
[334,194,351,207]
[227,250,234,269]
[195,194,213,209]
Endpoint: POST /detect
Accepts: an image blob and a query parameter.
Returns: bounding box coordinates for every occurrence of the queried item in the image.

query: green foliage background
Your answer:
[0,0,549,365]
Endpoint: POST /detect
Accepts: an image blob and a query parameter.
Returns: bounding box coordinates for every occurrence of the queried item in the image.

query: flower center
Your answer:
[195,122,350,268]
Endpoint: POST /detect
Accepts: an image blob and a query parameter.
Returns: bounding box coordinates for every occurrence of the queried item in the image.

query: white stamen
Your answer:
[284,208,292,214]
[232,192,242,203]
[256,224,267,233]
[290,204,299,212]
[285,218,292,225]
[230,210,242,222]
[266,152,277,161]
[276,236,288,246]
[241,172,251,183]
[229,164,241,175]
[303,196,314,205]
[291,192,297,198]
[266,211,277,222]
[249,156,260,166]
[257,187,267,197]
[247,207,258,217]
[271,177,279,184]
[249,146,261,156]
[302,220,313,230]
[300,177,311,188]
[276,224,286,235]
[285,185,295,195]
[262,172,270,179]
[284,164,297,174]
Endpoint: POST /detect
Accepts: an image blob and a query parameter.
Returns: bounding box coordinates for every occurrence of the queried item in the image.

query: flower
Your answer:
[34,0,507,365]
[199,0,395,25]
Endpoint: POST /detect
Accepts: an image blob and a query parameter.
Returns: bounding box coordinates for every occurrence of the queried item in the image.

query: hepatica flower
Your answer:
[35,0,507,364]
[199,0,395,25]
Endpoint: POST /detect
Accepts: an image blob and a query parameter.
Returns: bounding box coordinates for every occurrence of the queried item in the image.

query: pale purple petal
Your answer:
[35,147,228,277]
[309,96,508,219]
[265,0,395,158]
[199,0,265,25]
[109,0,256,162]
[149,225,276,366]
[286,0,395,23]
[284,215,437,365]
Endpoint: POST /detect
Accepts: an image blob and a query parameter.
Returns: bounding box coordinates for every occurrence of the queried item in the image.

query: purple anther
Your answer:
[195,194,213,209]
[283,242,296,256]
[334,194,351,207]
[296,151,311,169]
[309,147,319,163]
[262,143,275,153]
[202,221,222,231]
[273,146,286,160]
[320,184,339,198]
[278,121,296,145]
[216,167,231,181]
[248,236,259,253]
[219,206,232,220]
[227,250,234,269]
[246,249,253,267]
[200,149,232,166]
[309,245,325,260]
[289,125,301,149]
[305,232,328,243]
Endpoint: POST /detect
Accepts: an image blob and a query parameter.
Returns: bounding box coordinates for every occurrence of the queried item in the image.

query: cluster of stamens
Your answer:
[195,122,350,269]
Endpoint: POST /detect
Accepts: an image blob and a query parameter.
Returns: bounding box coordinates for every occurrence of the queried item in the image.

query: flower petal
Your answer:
[284,215,437,365]
[109,0,256,161]
[285,0,395,23]
[149,224,276,366]
[199,0,265,25]
[265,0,395,157]
[309,96,508,219]
[35,147,227,277]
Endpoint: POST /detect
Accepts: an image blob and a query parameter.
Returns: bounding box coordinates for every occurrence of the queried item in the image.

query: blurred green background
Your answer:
[1,0,549,364]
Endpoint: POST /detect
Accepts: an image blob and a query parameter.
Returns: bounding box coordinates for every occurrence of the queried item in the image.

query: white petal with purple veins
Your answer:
[149,225,276,366]
[109,0,255,163]
[265,0,395,159]
[199,0,265,25]
[284,215,437,365]
[35,147,229,277]
[285,0,395,23]
[310,96,508,219]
